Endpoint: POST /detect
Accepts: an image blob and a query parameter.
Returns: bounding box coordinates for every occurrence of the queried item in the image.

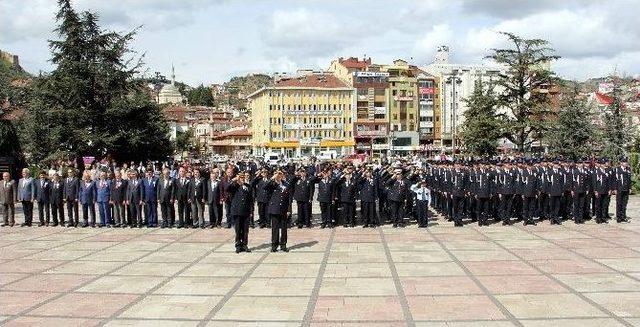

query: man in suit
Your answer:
[386,169,408,228]
[220,166,236,228]
[64,169,80,227]
[615,159,631,223]
[96,171,111,227]
[293,168,315,228]
[316,169,337,228]
[226,171,254,253]
[49,173,65,227]
[174,167,191,228]
[126,169,144,228]
[252,169,272,229]
[142,169,159,227]
[1,172,18,226]
[79,171,97,227]
[359,169,378,228]
[189,169,206,228]
[158,168,175,228]
[206,168,223,228]
[110,170,128,227]
[33,171,51,227]
[265,169,293,252]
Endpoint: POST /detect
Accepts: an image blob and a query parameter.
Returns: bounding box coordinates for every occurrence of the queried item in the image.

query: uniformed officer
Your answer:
[226,171,254,253]
[252,169,272,228]
[410,179,431,227]
[614,159,631,223]
[265,169,293,252]
[520,160,538,225]
[387,169,408,228]
[316,169,337,228]
[293,168,315,228]
[336,171,359,227]
[451,162,466,227]
[358,169,378,228]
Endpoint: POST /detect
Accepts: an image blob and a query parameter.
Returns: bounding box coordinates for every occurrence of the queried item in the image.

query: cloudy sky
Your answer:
[2,0,639,85]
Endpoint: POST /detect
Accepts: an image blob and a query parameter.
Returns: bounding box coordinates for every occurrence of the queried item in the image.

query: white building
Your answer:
[157,65,185,105]
[421,46,502,148]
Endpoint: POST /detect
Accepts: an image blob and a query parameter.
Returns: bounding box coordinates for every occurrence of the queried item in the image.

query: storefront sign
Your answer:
[283,123,343,130]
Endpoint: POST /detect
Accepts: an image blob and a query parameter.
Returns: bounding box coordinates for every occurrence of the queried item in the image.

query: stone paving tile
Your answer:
[554,273,640,292]
[78,275,166,294]
[3,316,103,327]
[0,273,29,286]
[407,295,505,321]
[251,263,321,278]
[180,263,255,277]
[236,277,316,296]
[449,250,519,261]
[207,322,300,327]
[386,242,443,252]
[213,296,308,321]
[23,249,95,261]
[495,293,607,319]
[106,320,200,327]
[414,322,516,327]
[330,242,385,252]
[595,258,640,272]
[46,260,125,275]
[2,274,94,292]
[312,296,405,321]
[584,292,640,317]
[111,262,191,276]
[0,291,61,315]
[441,240,502,251]
[519,318,626,327]
[119,295,223,319]
[390,250,452,262]
[30,293,139,318]
[462,261,540,275]
[138,251,203,263]
[0,248,40,260]
[154,276,239,295]
[476,274,566,294]
[509,248,579,261]
[529,258,615,274]
[395,262,466,277]
[319,277,397,296]
[573,247,640,259]
[0,259,67,274]
[78,250,151,262]
[401,276,483,295]
[199,252,265,264]
[327,250,388,263]
[323,263,392,277]
[263,252,325,264]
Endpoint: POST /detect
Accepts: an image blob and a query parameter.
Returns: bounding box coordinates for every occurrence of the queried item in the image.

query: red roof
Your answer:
[275,74,349,88]
[595,92,613,105]
[213,128,251,139]
[338,57,371,69]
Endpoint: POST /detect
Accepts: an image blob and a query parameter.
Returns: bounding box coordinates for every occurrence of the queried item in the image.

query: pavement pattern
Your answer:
[1,197,640,327]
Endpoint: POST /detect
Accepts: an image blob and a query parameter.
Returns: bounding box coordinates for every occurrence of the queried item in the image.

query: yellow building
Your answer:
[249,72,356,158]
[383,59,420,154]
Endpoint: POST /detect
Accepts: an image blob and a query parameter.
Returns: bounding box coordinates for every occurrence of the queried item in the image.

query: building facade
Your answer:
[249,72,355,157]
[384,59,419,154]
[422,46,501,149]
[417,73,441,148]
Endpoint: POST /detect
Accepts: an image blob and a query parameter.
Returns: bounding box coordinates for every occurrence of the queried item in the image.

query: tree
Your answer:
[187,84,214,106]
[487,32,560,152]
[174,129,196,154]
[545,90,597,160]
[0,57,30,162]
[20,0,172,164]
[600,84,636,160]
[459,79,502,156]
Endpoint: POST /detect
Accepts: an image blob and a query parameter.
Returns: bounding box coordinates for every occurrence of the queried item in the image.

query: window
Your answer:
[392,90,397,96]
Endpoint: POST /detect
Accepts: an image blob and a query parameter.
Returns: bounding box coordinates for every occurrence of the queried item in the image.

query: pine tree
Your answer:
[187,84,214,106]
[486,32,560,153]
[546,90,596,160]
[600,84,635,161]
[460,79,502,156]
[20,0,172,164]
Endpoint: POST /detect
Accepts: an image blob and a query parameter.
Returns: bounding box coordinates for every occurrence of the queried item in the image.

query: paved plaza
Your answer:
[1,197,640,327]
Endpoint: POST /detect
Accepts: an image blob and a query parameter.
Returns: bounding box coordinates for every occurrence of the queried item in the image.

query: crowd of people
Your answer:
[0,155,634,253]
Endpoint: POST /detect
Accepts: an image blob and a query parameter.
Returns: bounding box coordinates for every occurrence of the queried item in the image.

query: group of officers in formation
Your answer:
[0,155,633,253]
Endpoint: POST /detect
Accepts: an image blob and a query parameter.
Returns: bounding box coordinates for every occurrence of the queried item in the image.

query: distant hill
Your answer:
[221,74,272,109]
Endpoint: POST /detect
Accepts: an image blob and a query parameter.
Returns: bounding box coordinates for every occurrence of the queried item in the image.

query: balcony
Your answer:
[393,96,414,101]
[420,121,434,128]
[355,130,388,137]
[374,106,386,115]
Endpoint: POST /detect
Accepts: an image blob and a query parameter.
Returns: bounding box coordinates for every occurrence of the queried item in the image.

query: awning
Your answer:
[320,140,355,147]
[267,141,300,148]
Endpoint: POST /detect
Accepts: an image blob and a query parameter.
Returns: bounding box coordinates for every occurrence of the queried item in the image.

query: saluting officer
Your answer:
[226,171,254,253]
[293,168,315,228]
[387,169,408,228]
[359,169,378,228]
[316,169,337,228]
[265,169,293,252]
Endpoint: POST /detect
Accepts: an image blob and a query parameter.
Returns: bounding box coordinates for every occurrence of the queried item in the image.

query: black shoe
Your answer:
[1,223,7,227]
[363,224,369,228]
[617,218,629,223]
[20,223,30,227]
[392,224,398,228]
[244,248,252,253]
[320,224,326,229]
[271,248,278,253]
[235,248,242,254]
[280,247,289,252]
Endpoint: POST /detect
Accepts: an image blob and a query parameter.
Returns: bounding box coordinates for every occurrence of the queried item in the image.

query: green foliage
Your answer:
[546,90,597,160]
[174,129,196,154]
[460,79,502,156]
[187,84,214,106]
[600,85,636,161]
[630,152,640,194]
[19,0,172,165]
[486,32,560,152]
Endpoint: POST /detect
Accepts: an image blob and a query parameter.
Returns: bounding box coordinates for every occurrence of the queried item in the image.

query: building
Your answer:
[422,46,502,149]
[417,73,441,149]
[0,50,20,68]
[383,59,420,154]
[329,57,389,156]
[210,127,252,157]
[157,65,185,105]
[248,72,356,157]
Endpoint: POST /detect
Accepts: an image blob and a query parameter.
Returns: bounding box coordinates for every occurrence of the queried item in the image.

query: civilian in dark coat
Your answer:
[158,168,175,228]
[126,170,144,227]
[110,170,128,227]
[226,172,254,253]
[34,171,51,226]
[64,169,80,227]
[189,169,206,228]
[49,173,65,226]
[205,168,223,228]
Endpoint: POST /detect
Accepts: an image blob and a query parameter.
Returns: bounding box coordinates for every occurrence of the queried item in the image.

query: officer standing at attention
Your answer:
[226,171,254,253]
[265,169,293,252]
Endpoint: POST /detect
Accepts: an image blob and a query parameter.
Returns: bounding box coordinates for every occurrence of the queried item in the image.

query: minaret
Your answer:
[171,63,176,86]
